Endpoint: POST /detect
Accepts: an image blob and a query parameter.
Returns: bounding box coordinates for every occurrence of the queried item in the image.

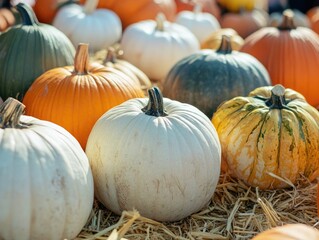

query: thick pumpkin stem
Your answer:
[216,35,233,54]
[83,0,98,14]
[16,2,39,26]
[74,43,90,74]
[156,13,166,31]
[278,9,296,30]
[266,84,286,109]
[142,87,168,117]
[0,98,25,129]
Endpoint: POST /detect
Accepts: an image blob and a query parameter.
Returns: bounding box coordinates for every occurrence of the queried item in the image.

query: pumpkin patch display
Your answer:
[252,224,319,240]
[86,87,221,222]
[212,84,319,189]
[101,47,152,95]
[240,10,319,108]
[0,98,94,240]
[175,4,221,44]
[23,43,144,149]
[53,0,122,52]
[0,2,75,101]
[120,13,199,83]
[162,35,271,118]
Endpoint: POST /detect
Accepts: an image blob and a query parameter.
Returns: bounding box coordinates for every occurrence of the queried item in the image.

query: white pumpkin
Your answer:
[0,98,94,240]
[120,13,200,83]
[86,87,221,222]
[52,0,122,52]
[175,4,221,44]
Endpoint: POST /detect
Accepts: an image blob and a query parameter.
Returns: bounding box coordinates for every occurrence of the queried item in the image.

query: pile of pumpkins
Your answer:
[1,0,319,239]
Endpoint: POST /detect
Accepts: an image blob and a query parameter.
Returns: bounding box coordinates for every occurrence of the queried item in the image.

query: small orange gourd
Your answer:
[23,43,144,149]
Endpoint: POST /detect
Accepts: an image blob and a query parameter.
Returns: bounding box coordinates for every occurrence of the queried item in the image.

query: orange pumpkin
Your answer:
[240,11,319,107]
[175,0,221,19]
[79,0,176,29]
[220,8,269,39]
[23,43,144,149]
[252,224,319,240]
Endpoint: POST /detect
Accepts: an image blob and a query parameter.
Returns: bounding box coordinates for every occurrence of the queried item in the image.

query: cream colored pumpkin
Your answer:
[0,98,94,240]
[86,87,221,222]
[175,4,220,44]
[120,13,199,83]
[53,0,122,52]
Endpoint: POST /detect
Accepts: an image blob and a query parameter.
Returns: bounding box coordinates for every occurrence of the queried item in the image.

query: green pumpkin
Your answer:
[162,35,272,118]
[0,3,75,101]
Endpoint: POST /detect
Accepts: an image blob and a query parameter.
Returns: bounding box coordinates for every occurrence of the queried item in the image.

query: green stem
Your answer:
[216,35,233,54]
[266,84,286,109]
[0,98,25,129]
[142,87,168,117]
[16,2,39,26]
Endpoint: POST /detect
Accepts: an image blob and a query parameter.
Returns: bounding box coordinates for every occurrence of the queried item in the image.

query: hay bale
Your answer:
[76,173,318,239]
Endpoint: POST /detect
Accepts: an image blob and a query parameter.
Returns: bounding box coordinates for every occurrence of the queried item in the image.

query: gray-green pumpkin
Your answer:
[162,35,272,118]
[0,3,75,101]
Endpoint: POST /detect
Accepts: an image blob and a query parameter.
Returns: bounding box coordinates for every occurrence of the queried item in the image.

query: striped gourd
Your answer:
[212,84,319,189]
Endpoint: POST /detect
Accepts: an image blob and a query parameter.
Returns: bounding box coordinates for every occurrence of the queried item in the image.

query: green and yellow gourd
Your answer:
[0,3,75,101]
[212,84,319,189]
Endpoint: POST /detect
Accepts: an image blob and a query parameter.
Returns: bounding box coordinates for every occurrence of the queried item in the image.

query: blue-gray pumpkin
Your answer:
[162,35,272,118]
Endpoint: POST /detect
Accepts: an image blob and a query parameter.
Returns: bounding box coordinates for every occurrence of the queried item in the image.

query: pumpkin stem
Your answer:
[278,9,296,30]
[74,43,90,74]
[103,47,124,64]
[16,2,39,26]
[0,98,26,129]
[193,4,202,14]
[266,84,286,109]
[142,87,168,117]
[216,35,233,54]
[156,13,166,31]
[83,0,98,14]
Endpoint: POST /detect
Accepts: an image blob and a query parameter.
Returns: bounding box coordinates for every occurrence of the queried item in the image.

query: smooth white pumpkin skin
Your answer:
[175,8,221,44]
[120,18,200,82]
[0,115,94,240]
[53,3,122,52]
[86,97,221,222]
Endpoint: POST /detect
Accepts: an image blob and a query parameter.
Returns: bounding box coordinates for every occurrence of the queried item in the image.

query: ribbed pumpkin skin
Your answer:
[86,88,221,222]
[23,45,144,149]
[162,41,271,118]
[252,224,319,240]
[212,85,319,189]
[0,3,75,101]
[0,99,94,240]
[240,15,319,108]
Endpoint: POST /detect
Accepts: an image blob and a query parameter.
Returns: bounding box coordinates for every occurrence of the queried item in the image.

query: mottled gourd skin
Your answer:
[0,3,75,101]
[162,46,271,119]
[212,85,319,190]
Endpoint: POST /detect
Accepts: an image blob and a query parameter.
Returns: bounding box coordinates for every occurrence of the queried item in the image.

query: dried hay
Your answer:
[76,173,319,240]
